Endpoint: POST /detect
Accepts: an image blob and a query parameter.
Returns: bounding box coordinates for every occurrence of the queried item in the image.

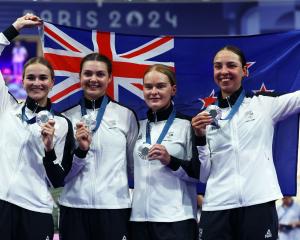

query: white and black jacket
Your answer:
[0,25,85,214]
[198,87,300,211]
[59,96,139,209]
[130,104,200,222]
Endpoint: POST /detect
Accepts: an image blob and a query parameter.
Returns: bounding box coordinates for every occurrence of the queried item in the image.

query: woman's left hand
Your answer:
[148,144,171,165]
[41,119,55,152]
[75,122,92,151]
[13,13,43,31]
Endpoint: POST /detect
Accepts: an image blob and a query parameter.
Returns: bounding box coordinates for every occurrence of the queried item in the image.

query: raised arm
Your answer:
[0,14,42,112]
[1,13,42,55]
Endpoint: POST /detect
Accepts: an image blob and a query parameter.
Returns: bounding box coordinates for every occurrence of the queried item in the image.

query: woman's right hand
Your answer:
[191,111,213,137]
[75,122,92,151]
[41,119,55,152]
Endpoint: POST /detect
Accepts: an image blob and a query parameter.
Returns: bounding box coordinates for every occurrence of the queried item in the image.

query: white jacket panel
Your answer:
[130,117,197,222]
[201,92,300,211]
[59,101,138,209]
[0,103,71,213]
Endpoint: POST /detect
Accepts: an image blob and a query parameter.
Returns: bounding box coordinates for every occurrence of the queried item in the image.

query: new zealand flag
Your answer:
[40,22,300,195]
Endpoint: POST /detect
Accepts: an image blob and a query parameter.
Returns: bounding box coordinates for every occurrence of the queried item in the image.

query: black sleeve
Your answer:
[43,115,80,187]
[3,25,19,42]
[167,129,200,180]
[43,148,65,188]
[60,117,76,176]
[195,135,206,146]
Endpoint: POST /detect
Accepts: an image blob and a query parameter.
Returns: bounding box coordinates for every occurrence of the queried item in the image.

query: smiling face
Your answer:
[213,49,247,98]
[22,63,54,107]
[80,60,112,100]
[143,70,176,112]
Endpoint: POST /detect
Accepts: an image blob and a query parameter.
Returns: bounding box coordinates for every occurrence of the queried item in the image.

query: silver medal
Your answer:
[137,143,152,160]
[81,112,96,130]
[205,105,222,127]
[36,110,54,126]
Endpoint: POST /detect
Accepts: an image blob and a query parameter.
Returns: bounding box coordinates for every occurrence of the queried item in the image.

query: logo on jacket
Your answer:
[264,229,272,238]
[245,110,255,122]
[164,131,174,141]
[167,132,174,137]
[199,228,203,240]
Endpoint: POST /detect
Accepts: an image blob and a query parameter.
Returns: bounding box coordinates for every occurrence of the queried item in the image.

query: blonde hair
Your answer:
[143,64,176,86]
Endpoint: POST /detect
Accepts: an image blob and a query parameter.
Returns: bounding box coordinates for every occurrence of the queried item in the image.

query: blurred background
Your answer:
[1,0,300,235]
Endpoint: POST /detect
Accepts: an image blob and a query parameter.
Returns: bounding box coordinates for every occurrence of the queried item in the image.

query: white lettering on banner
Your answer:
[22,8,177,30]
[126,11,144,27]
[76,10,82,27]
[86,11,98,28]
[149,11,160,28]
[41,10,53,23]
[109,11,122,28]
[165,11,177,28]
[23,9,98,28]
[109,10,177,29]
[58,10,71,25]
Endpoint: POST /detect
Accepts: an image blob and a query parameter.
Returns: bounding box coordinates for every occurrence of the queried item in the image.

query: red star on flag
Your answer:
[245,61,255,77]
[199,89,217,109]
[252,83,274,93]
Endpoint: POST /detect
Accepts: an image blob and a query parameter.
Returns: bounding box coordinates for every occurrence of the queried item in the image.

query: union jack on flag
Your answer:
[40,22,300,196]
[40,21,174,115]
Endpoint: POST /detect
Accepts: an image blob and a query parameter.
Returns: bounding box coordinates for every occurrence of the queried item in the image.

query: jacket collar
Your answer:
[83,95,106,109]
[217,87,243,108]
[147,103,174,122]
[25,97,52,113]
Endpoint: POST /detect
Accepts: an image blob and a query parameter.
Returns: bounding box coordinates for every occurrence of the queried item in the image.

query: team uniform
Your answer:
[0,25,84,240]
[59,96,139,240]
[130,104,200,240]
[198,87,300,240]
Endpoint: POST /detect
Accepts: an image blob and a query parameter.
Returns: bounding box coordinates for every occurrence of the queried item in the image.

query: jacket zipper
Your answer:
[231,112,243,205]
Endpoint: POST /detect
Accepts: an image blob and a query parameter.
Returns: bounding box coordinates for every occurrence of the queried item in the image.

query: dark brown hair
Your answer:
[79,53,112,76]
[22,57,54,80]
[216,45,247,67]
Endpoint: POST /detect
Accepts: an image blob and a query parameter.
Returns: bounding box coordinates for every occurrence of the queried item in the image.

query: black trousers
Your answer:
[59,206,131,240]
[199,201,278,240]
[130,219,198,240]
[0,200,54,240]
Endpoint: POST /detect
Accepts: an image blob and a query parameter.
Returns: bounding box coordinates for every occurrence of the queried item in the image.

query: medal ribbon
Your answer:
[80,95,108,133]
[146,108,176,145]
[21,104,53,124]
[216,90,245,121]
